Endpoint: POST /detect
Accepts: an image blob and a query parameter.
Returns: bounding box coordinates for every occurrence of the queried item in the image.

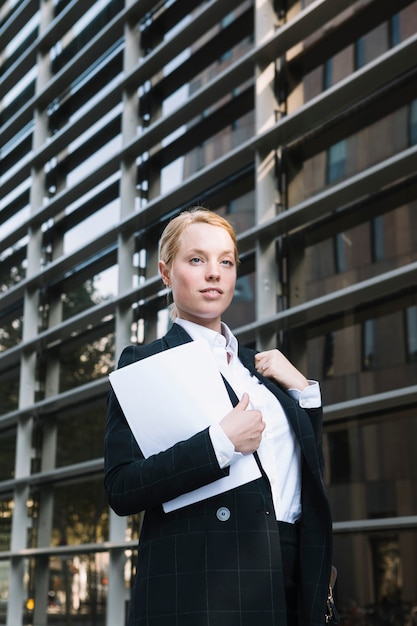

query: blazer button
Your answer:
[216,507,231,522]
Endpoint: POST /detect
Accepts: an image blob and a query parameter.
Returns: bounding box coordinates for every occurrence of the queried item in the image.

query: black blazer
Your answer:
[104,323,333,626]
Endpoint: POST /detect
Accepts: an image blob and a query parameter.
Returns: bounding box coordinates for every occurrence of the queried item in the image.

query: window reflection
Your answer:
[51,479,109,546]
[410,100,417,145]
[56,407,106,467]
[308,303,416,405]
[405,306,417,362]
[0,431,16,481]
[326,413,417,520]
[25,553,110,624]
[0,561,10,620]
[327,140,347,184]
[333,530,417,626]
[362,319,375,371]
[371,216,385,262]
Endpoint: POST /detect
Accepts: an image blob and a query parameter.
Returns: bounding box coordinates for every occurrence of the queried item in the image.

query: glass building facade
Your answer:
[1,1,417,624]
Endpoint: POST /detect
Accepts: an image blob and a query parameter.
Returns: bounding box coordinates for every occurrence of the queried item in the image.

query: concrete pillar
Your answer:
[7,1,55,622]
[254,0,280,351]
[106,7,142,626]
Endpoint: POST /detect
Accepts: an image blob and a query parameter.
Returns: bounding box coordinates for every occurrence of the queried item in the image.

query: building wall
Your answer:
[1,1,417,624]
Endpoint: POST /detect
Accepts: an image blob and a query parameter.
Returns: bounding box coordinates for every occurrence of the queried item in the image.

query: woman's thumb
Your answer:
[239,392,250,409]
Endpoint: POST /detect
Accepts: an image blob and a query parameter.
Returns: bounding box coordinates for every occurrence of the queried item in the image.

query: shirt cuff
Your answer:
[209,423,242,468]
[287,380,322,409]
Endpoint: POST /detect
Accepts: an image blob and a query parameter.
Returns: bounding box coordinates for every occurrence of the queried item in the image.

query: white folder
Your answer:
[109,339,261,512]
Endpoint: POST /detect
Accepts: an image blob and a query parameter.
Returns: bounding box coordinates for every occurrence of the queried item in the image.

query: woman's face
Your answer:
[159,222,237,331]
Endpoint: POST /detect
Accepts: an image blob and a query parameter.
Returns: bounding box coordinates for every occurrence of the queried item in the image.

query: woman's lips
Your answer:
[200,288,223,296]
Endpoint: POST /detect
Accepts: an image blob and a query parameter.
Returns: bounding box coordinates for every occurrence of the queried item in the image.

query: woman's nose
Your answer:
[206,263,220,280]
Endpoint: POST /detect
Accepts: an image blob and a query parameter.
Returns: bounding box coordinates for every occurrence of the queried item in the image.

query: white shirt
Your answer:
[175,318,321,523]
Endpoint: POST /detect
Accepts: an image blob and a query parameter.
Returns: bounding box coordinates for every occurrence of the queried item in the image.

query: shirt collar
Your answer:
[175,318,238,357]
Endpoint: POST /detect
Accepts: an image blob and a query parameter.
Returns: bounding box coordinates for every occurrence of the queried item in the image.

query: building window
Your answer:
[323,332,335,378]
[327,429,351,484]
[220,13,233,62]
[355,37,365,69]
[371,215,384,262]
[362,319,375,370]
[326,140,346,184]
[370,536,402,604]
[409,99,417,146]
[334,233,347,273]
[389,14,401,47]
[405,306,417,362]
[233,276,253,302]
[327,141,347,273]
[323,57,333,90]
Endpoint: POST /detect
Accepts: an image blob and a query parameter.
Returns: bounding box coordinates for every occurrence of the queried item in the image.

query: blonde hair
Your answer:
[159,207,239,319]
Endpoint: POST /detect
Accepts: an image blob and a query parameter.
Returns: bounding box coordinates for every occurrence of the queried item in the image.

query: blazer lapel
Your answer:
[163,323,194,349]
[238,345,295,414]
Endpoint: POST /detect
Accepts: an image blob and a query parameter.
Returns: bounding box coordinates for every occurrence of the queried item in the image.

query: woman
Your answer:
[104,207,333,626]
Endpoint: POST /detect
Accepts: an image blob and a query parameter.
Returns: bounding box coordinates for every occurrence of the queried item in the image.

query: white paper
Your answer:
[109,339,261,512]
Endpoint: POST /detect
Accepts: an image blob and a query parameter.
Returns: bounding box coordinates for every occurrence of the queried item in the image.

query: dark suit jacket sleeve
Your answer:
[104,345,230,516]
[307,405,325,474]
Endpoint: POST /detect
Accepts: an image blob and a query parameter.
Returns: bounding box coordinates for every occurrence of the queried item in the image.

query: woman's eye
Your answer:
[190,257,202,264]
[221,259,233,266]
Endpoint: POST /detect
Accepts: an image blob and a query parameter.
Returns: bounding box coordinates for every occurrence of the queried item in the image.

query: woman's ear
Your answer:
[158,260,170,287]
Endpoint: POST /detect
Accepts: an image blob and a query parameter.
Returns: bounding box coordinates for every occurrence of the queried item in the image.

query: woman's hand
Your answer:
[254,349,308,391]
[220,393,265,454]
